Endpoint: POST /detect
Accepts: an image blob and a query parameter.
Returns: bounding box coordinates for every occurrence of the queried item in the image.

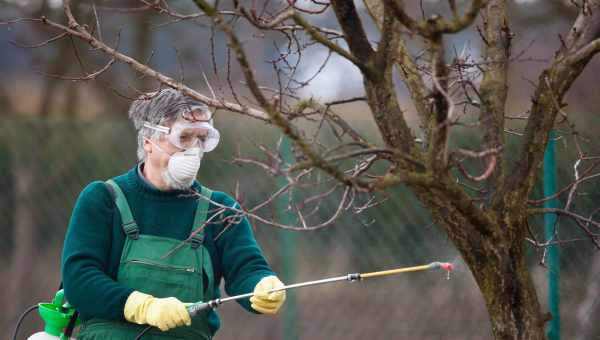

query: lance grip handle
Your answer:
[186,302,211,317]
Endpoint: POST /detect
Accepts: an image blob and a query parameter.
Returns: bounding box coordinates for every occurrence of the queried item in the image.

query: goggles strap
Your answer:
[143,122,171,134]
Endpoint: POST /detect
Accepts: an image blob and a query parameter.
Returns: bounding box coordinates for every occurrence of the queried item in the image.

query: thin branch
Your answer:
[324,96,366,107]
[40,56,115,81]
[528,159,600,205]
[92,2,102,42]
[528,208,600,230]
[10,32,69,48]
[288,148,396,172]
[291,13,365,69]
[41,4,269,121]
[452,147,502,182]
[385,0,486,37]
[192,0,370,190]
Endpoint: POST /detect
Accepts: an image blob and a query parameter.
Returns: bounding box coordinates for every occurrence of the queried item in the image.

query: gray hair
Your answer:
[128,88,210,161]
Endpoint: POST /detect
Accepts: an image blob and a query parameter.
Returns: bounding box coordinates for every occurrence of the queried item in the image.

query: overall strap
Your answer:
[189,186,213,248]
[105,179,139,240]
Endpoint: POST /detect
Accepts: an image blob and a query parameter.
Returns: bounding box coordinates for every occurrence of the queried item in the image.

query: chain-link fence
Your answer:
[1,116,598,339]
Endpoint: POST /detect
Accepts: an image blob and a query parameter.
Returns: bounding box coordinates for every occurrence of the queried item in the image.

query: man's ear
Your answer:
[143,138,152,155]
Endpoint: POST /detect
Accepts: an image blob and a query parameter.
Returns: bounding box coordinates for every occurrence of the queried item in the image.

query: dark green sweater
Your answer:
[61,165,274,334]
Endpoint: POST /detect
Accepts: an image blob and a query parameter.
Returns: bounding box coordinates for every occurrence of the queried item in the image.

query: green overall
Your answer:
[77,180,215,340]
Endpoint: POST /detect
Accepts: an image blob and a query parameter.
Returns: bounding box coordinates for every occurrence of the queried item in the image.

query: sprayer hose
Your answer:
[11,304,38,340]
[134,325,153,340]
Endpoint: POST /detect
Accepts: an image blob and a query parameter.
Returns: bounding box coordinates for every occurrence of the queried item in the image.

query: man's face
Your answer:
[143,109,212,169]
[144,131,178,171]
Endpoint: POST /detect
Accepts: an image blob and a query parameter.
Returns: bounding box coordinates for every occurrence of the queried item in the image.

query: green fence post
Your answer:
[278,136,298,340]
[543,131,560,340]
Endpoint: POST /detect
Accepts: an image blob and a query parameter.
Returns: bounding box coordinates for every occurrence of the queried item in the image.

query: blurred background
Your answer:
[1,0,599,339]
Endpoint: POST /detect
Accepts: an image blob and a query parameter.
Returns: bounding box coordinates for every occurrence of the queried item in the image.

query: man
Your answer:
[61,88,286,339]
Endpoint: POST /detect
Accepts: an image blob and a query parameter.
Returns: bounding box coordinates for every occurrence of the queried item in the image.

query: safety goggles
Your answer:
[143,120,220,152]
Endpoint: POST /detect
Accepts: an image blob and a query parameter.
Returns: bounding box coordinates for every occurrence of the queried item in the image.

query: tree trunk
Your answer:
[462,225,546,340]
[413,178,547,340]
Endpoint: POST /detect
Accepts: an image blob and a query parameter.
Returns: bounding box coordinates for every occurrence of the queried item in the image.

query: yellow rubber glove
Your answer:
[250,276,286,314]
[124,291,191,331]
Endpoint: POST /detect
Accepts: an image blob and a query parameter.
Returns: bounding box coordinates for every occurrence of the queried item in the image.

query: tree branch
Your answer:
[325,1,417,159]
[385,0,486,37]
[528,208,600,233]
[329,0,374,65]
[378,172,498,236]
[562,0,600,53]
[363,0,431,133]
[565,38,600,66]
[192,0,370,190]
[291,13,365,70]
[425,34,451,170]
[499,1,600,206]
[479,0,510,203]
[36,2,271,121]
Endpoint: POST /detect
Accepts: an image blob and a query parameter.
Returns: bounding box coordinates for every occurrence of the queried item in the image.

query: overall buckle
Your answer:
[189,236,203,249]
[124,222,140,240]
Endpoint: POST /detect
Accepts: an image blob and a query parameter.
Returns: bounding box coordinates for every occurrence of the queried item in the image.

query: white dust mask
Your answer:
[148,139,203,190]
[164,147,203,189]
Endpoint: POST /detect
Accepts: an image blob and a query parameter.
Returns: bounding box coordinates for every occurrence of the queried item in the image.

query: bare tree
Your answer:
[5,0,600,339]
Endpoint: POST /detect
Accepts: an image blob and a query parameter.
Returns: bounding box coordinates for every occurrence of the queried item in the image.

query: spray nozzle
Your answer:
[440,262,454,280]
[439,262,454,272]
[430,262,454,280]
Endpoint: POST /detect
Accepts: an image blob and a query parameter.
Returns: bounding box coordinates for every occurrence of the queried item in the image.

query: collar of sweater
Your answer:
[121,164,202,201]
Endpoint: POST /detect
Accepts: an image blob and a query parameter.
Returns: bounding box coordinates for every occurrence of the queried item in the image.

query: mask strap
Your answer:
[145,137,177,156]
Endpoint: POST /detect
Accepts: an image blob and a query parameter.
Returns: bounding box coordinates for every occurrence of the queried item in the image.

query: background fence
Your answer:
[1,116,599,340]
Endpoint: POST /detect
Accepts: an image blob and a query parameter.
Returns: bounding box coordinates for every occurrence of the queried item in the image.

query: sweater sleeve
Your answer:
[61,181,134,321]
[212,192,275,313]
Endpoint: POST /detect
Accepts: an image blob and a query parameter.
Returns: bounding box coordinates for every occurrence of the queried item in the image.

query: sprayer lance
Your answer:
[187,261,453,316]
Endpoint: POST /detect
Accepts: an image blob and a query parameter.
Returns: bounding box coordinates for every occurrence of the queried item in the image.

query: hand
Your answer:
[250,276,286,315]
[124,291,191,331]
